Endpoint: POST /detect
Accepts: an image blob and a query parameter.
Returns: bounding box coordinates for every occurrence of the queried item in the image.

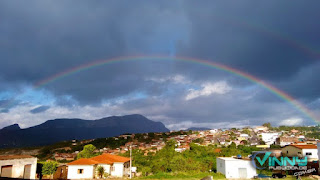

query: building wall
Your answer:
[111,162,124,177]
[302,149,318,161]
[99,164,111,175]
[216,158,226,175]
[282,146,318,161]
[67,165,95,179]
[317,142,320,161]
[0,157,37,179]
[217,158,256,179]
[260,133,279,145]
[282,146,302,157]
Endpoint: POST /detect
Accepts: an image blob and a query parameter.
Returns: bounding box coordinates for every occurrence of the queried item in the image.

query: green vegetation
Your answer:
[37,141,73,160]
[77,144,100,159]
[42,161,58,179]
[139,172,225,179]
[122,140,260,177]
[96,165,105,178]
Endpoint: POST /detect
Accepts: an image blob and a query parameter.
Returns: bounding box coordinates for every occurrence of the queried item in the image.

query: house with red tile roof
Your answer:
[282,144,318,161]
[67,153,131,179]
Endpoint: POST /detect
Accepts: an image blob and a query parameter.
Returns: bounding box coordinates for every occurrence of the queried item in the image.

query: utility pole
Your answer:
[130,145,132,179]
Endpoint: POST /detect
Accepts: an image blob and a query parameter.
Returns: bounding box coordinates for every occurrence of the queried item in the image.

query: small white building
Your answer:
[209,129,218,134]
[216,157,256,179]
[259,133,280,145]
[67,153,131,179]
[0,155,37,179]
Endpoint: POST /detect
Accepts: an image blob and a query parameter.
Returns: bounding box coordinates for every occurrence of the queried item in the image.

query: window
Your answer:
[298,152,301,154]
[111,166,115,171]
[77,169,84,174]
[306,152,312,155]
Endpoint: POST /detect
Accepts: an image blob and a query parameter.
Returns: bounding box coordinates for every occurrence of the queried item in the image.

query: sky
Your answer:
[0,1,320,130]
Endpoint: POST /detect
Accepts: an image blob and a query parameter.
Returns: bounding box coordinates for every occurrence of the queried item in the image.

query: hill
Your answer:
[0,114,169,148]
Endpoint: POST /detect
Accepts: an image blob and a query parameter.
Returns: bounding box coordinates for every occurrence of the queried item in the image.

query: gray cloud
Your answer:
[0,1,319,128]
[30,105,50,114]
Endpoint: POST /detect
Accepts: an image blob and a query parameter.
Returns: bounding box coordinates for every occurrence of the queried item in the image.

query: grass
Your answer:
[135,173,317,180]
[136,172,225,179]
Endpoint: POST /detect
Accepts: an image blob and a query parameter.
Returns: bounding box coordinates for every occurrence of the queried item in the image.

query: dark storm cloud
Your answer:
[30,105,50,114]
[0,0,190,104]
[0,1,319,129]
[180,1,320,75]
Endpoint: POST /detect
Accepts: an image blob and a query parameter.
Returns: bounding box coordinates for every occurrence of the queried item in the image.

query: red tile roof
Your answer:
[67,158,98,165]
[67,153,130,165]
[0,155,35,160]
[290,144,317,149]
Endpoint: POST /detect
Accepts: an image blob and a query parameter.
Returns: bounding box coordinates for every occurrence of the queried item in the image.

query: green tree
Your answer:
[193,138,204,144]
[42,161,58,179]
[96,165,105,178]
[262,122,271,128]
[77,144,98,159]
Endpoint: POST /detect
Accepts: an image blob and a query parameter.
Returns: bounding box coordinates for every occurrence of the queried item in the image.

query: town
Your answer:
[1,124,320,179]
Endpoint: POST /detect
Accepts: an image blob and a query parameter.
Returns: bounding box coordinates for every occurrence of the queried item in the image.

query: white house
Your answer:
[259,133,280,145]
[67,153,131,179]
[216,157,257,179]
[0,155,37,179]
[282,144,318,161]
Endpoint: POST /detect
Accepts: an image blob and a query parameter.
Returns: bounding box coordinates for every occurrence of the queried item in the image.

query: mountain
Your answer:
[1,124,21,131]
[0,114,169,148]
[186,127,211,131]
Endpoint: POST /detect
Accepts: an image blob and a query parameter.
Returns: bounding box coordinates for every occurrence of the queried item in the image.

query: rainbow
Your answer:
[33,55,318,123]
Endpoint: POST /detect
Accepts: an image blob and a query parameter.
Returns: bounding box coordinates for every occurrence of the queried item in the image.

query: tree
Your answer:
[96,165,105,178]
[77,144,98,159]
[42,161,58,179]
[262,122,271,129]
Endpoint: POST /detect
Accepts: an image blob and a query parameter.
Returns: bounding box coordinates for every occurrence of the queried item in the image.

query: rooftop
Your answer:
[0,155,35,160]
[68,153,130,165]
[217,157,251,161]
[289,144,317,149]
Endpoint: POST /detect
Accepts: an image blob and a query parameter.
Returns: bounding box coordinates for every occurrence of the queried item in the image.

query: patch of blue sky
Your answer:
[0,91,15,100]
[16,87,55,105]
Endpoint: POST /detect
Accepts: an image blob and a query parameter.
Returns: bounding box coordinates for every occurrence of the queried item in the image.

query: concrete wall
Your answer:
[318,142,320,161]
[111,162,124,177]
[67,165,95,180]
[0,157,37,179]
[217,157,256,179]
[302,149,318,161]
[216,158,226,175]
[282,146,302,157]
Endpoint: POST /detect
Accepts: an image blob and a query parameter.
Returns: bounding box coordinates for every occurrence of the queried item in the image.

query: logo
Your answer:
[251,151,308,170]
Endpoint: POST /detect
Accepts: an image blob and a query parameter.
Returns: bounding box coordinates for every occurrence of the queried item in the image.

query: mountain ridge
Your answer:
[0,114,169,148]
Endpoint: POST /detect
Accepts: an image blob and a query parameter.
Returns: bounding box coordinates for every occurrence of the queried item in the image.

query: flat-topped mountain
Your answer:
[0,114,169,148]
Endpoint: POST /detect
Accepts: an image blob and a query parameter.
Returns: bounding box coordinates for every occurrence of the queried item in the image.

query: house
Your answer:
[0,155,37,179]
[54,153,77,161]
[259,133,279,145]
[254,126,268,132]
[67,153,131,179]
[276,136,299,147]
[216,157,256,179]
[282,144,318,161]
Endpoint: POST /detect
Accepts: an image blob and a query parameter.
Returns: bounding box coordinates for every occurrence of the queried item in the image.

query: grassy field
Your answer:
[136,172,226,179]
[132,173,317,180]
